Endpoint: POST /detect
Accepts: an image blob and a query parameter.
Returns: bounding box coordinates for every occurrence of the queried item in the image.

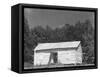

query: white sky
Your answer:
[24,8,94,29]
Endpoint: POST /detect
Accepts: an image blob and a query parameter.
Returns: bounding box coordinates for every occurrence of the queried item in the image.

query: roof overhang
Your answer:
[34,41,81,51]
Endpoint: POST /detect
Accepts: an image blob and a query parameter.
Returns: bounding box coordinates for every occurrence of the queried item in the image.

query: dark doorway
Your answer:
[53,52,58,63]
[48,52,58,65]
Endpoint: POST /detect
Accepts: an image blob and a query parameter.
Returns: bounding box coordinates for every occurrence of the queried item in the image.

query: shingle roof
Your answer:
[34,41,80,51]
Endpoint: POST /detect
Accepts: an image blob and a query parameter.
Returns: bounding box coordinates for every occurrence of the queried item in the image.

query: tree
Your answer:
[81,20,94,64]
[24,19,33,63]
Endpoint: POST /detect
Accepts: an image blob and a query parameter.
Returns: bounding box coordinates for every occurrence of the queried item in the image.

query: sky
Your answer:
[24,8,94,29]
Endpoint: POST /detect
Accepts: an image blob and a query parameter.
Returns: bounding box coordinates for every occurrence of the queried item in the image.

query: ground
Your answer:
[24,62,94,69]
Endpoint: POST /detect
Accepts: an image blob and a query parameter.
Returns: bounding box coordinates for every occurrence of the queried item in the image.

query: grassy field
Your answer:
[24,62,94,69]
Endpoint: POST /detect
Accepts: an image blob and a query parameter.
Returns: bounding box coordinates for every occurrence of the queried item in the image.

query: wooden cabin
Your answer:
[33,41,82,66]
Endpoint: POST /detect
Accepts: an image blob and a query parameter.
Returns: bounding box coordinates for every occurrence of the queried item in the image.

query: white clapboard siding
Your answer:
[75,45,82,63]
[34,53,50,66]
[58,50,76,64]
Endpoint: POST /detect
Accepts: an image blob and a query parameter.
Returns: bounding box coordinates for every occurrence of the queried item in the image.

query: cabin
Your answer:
[33,41,82,66]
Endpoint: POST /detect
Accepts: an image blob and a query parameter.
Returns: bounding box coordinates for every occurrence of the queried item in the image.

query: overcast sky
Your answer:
[24,8,94,29]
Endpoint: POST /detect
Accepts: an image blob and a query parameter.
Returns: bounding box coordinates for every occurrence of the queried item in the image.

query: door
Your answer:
[48,52,58,65]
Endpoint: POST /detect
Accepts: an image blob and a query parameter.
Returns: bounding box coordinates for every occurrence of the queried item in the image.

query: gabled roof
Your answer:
[34,41,81,51]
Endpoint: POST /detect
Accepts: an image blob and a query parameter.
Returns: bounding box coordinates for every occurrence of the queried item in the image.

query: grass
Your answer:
[24,62,94,69]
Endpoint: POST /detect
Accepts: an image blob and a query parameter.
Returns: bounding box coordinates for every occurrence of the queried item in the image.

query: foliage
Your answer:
[24,19,33,63]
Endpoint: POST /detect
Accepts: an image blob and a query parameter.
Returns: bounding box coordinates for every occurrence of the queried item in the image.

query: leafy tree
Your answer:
[24,19,33,63]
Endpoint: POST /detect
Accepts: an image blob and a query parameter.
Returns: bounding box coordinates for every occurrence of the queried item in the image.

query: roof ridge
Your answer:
[38,41,80,45]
